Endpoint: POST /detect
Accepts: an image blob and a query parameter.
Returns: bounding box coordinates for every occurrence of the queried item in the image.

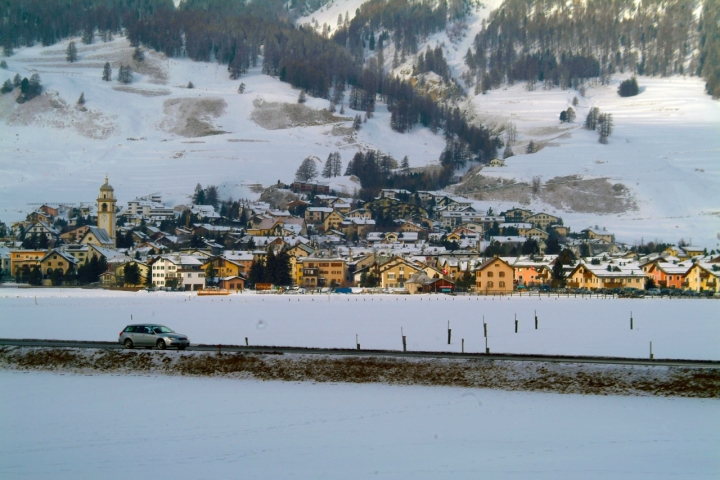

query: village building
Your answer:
[475,257,514,294]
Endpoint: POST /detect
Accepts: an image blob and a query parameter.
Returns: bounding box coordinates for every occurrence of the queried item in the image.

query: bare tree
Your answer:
[532,176,541,194]
[295,156,319,182]
[598,113,614,144]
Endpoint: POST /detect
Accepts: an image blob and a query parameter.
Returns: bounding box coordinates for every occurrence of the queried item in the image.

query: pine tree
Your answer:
[187,81,194,89]
[132,46,145,63]
[102,62,112,81]
[526,140,537,154]
[400,155,410,171]
[13,73,21,87]
[77,92,85,105]
[353,114,362,130]
[331,152,342,176]
[118,65,133,84]
[322,154,334,178]
[0,60,7,69]
[238,82,245,93]
[66,41,78,63]
[298,90,307,103]
[1,79,13,94]
[560,110,568,122]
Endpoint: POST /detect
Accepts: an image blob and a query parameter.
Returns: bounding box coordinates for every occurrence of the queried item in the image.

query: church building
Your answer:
[97,176,117,245]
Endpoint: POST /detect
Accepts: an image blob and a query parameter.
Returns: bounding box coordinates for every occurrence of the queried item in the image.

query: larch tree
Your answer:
[295,156,319,182]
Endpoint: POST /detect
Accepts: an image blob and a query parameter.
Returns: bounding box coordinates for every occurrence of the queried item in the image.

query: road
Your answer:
[1,338,719,368]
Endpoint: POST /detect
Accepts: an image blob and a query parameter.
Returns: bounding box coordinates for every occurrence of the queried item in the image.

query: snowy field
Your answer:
[0,370,718,479]
[1,290,718,360]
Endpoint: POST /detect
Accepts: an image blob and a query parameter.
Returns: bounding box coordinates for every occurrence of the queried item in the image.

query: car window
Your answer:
[124,326,134,332]
[154,326,174,334]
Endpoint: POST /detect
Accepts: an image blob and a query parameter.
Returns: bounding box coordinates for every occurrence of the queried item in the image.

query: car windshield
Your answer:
[152,326,174,334]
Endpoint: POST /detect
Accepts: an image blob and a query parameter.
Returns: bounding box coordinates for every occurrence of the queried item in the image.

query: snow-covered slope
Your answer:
[1,0,719,247]
[0,37,444,217]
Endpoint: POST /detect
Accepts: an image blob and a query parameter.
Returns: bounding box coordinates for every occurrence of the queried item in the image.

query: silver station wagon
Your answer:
[119,324,190,350]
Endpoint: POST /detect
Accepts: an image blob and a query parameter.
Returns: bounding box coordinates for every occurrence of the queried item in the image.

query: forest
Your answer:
[465,0,720,97]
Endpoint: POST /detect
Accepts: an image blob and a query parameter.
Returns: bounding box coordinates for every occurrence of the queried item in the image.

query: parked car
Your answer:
[646,288,661,296]
[119,324,190,350]
[539,285,552,292]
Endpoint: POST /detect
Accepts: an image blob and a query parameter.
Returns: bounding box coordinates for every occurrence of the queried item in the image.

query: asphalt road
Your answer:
[1,338,718,368]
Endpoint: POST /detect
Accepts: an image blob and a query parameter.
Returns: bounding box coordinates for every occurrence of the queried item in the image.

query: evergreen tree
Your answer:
[551,258,566,286]
[248,259,265,287]
[322,154,334,178]
[526,140,537,154]
[0,60,7,69]
[560,110,568,122]
[187,81,194,89]
[400,155,410,171]
[618,77,639,97]
[29,265,43,286]
[102,62,112,81]
[1,79,13,94]
[132,46,145,62]
[298,90,307,103]
[117,65,133,84]
[238,82,246,93]
[13,74,21,87]
[77,92,85,105]
[193,183,205,204]
[66,41,78,63]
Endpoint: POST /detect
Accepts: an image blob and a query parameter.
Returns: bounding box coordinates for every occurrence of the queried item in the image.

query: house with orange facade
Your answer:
[644,261,691,289]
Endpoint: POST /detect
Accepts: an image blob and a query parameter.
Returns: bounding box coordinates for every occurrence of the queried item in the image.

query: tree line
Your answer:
[465,0,713,95]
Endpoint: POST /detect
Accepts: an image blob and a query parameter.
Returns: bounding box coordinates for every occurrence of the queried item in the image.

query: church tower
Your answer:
[97,175,117,243]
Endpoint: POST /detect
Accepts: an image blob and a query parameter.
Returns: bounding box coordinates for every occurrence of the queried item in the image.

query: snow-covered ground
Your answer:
[466,75,720,248]
[0,37,445,216]
[1,0,719,247]
[1,290,718,360]
[1,370,718,479]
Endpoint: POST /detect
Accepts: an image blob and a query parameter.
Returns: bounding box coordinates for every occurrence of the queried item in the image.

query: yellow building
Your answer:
[684,263,720,293]
[297,257,348,288]
[323,211,346,232]
[475,257,514,294]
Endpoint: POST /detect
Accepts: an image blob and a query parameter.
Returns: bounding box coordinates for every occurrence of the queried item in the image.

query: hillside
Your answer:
[0,0,718,247]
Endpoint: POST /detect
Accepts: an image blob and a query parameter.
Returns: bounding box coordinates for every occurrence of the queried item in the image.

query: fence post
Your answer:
[448,320,451,345]
[535,310,538,329]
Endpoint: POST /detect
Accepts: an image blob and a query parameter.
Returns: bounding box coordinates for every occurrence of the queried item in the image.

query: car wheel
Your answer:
[124,338,134,349]
[156,339,167,350]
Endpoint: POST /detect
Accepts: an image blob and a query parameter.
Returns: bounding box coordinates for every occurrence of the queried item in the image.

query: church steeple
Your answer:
[97,175,117,243]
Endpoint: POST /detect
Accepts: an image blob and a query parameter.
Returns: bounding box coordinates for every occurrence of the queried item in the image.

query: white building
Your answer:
[151,254,205,290]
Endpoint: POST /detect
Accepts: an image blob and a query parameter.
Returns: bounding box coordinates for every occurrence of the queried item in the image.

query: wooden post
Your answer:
[218,344,222,354]
[356,333,360,350]
[535,310,538,330]
[245,337,248,346]
[447,320,451,345]
[630,312,633,330]
[650,341,653,360]
[515,314,518,333]
[462,338,464,353]
[485,331,489,354]
[483,319,487,338]
[402,328,406,352]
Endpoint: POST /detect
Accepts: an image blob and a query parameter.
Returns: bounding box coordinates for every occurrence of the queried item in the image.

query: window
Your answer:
[488,281,494,288]
[477,272,481,277]
[388,273,396,280]
[499,272,505,278]
[499,281,505,288]
[487,271,494,277]
[477,282,481,287]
